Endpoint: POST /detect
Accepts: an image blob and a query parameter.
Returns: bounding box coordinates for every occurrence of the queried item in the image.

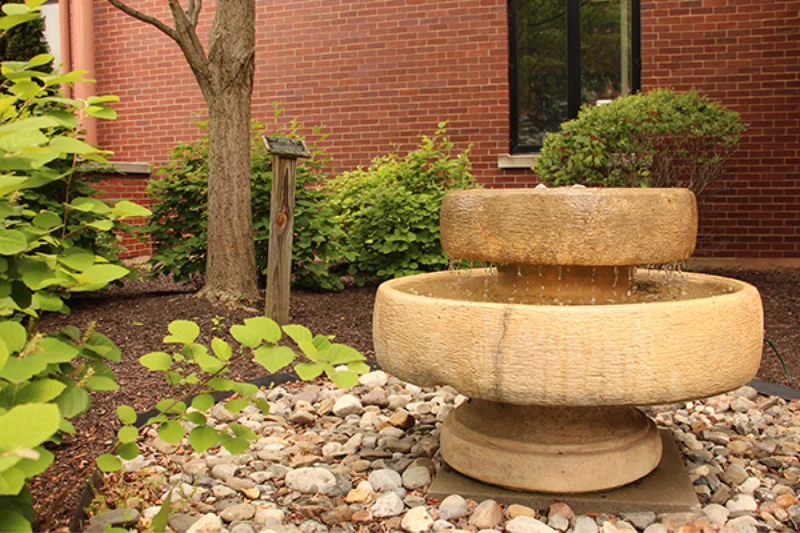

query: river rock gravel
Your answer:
[85,375,799,533]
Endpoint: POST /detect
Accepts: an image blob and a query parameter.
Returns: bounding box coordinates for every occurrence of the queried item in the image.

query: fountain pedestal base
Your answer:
[440,401,663,493]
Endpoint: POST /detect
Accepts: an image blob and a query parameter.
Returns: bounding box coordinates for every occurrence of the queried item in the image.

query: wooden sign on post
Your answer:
[263,136,311,324]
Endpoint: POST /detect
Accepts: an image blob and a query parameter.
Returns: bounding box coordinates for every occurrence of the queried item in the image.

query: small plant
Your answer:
[326,123,476,284]
[534,89,747,195]
[146,115,344,291]
[98,317,367,470]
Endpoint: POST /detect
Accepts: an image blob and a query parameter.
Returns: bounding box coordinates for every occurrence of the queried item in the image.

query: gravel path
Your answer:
[81,372,799,533]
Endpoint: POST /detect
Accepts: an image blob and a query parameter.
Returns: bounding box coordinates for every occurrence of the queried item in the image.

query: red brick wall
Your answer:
[641,0,800,258]
[92,174,152,258]
[91,0,799,258]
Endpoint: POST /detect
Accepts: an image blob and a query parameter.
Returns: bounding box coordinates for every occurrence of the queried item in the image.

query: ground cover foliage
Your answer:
[535,89,747,195]
[147,121,476,290]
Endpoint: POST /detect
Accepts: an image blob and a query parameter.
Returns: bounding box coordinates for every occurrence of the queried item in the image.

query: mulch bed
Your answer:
[31,267,800,532]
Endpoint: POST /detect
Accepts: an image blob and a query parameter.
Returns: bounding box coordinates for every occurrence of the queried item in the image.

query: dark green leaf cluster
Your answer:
[326,123,476,285]
[145,120,344,291]
[534,89,747,195]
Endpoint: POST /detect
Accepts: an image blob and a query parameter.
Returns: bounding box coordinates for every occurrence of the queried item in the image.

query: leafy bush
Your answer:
[0,5,150,528]
[146,120,344,291]
[534,89,747,194]
[326,124,475,284]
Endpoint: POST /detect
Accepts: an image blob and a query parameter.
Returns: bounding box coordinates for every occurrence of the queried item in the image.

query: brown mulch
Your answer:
[30,267,800,532]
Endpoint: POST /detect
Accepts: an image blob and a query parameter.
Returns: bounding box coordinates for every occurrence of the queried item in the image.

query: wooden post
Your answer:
[263,137,310,324]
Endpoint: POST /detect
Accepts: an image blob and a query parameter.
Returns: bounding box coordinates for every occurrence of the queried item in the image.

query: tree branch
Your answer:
[188,0,202,29]
[105,0,179,42]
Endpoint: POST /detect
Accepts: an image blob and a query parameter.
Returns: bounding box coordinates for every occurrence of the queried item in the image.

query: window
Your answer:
[509,0,641,153]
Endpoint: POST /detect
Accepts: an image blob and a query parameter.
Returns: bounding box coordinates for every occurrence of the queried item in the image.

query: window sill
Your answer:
[78,161,152,175]
[497,154,539,169]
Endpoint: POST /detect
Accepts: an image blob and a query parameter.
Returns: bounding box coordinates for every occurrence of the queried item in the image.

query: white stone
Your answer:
[432,520,455,530]
[369,468,403,492]
[333,394,364,417]
[726,494,758,515]
[468,500,503,529]
[641,525,668,533]
[371,492,406,518]
[726,516,758,533]
[573,516,598,533]
[702,503,730,527]
[437,494,469,520]
[402,466,432,490]
[737,477,760,494]
[402,506,434,533]
[186,514,222,533]
[620,512,656,530]
[547,514,569,531]
[285,467,337,495]
[359,371,388,387]
[506,516,556,533]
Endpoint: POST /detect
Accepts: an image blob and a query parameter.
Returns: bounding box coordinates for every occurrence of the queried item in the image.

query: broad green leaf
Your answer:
[192,348,224,374]
[312,334,332,351]
[118,426,138,444]
[155,399,185,415]
[33,337,79,363]
[86,95,120,104]
[158,420,184,444]
[211,337,232,360]
[0,454,21,474]
[0,175,27,196]
[219,434,250,455]
[326,369,359,388]
[0,129,48,153]
[230,324,261,348]
[27,54,53,68]
[0,13,39,32]
[10,80,39,100]
[83,333,121,362]
[253,345,295,373]
[185,411,206,426]
[0,116,59,135]
[139,351,172,371]
[231,382,258,397]
[13,379,66,404]
[32,292,65,312]
[85,105,116,120]
[116,442,139,461]
[0,403,60,450]
[348,361,371,374]
[14,447,53,477]
[111,200,151,218]
[0,467,24,496]
[85,220,113,231]
[254,398,271,416]
[0,339,7,374]
[295,362,324,381]
[244,316,281,343]
[78,264,128,286]
[297,341,318,361]
[0,321,26,352]
[0,355,47,384]
[188,426,218,454]
[69,197,110,214]
[86,376,118,391]
[55,386,90,417]
[230,423,257,441]
[282,324,313,344]
[327,344,365,364]
[224,399,249,414]
[49,136,97,155]
[116,405,137,425]
[207,377,235,391]
[191,393,214,412]
[167,320,199,343]
[59,419,75,434]
[31,211,60,230]
[58,247,93,271]
[0,229,26,255]
[96,454,122,472]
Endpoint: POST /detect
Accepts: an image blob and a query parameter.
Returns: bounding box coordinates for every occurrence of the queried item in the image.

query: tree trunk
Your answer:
[196,0,259,303]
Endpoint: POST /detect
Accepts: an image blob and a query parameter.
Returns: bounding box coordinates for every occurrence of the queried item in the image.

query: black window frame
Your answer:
[509,0,642,154]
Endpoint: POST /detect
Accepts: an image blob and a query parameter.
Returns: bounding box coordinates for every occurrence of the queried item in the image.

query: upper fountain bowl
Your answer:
[441,188,698,265]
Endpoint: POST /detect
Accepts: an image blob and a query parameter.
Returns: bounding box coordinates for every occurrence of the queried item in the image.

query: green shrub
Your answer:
[0,6,150,527]
[146,120,344,291]
[327,124,475,284]
[534,89,747,194]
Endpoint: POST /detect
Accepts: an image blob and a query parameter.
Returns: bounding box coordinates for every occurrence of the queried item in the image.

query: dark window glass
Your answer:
[510,0,640,153]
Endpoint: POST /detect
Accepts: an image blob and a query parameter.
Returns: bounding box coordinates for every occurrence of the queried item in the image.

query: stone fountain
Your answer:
[373,188,763,494]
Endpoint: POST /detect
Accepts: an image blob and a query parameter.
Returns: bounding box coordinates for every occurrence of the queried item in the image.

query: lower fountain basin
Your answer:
[373,269,763,406]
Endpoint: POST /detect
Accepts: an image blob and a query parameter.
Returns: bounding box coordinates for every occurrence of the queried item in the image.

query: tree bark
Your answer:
[195,0,258,303]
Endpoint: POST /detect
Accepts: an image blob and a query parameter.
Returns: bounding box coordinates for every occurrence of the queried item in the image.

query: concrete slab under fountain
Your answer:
[373,188,763,496]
